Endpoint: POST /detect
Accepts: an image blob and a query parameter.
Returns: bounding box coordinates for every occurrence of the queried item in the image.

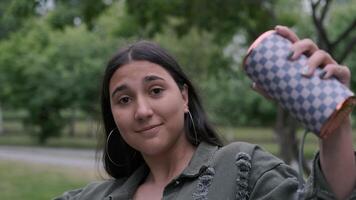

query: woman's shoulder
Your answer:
[217,141,283,162]
[218,141,257,154]
[53,178,127,200]
[212,141,298,198]
[214,141,288,178]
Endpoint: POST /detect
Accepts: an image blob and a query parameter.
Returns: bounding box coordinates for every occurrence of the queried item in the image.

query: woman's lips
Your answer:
[135,123,163,134]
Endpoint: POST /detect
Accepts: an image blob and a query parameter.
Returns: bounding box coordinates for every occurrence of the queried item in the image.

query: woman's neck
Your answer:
[142,137,196,186]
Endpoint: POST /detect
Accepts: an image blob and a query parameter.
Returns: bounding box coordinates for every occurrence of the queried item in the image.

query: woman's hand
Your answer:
[252,25,351,95]
[271,25,355,200]
[275,25,351,87]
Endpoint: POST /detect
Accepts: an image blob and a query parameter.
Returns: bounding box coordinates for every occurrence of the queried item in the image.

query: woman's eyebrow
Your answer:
[111,84,128,98]
[111,76,164,97]
[143,75,165,83]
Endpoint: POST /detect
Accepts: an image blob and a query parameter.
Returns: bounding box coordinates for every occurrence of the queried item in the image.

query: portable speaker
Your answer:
[243,30,356,138]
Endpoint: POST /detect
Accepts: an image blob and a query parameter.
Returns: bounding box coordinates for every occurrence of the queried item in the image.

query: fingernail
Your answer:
[286,51,294,60]
[301,66,310,76]
[319,70,327,79]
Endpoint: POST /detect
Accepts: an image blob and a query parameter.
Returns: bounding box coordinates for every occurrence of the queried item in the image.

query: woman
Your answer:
[54,26,356,200]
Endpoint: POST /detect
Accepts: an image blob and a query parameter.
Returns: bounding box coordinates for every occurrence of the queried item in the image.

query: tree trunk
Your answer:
[274,106,311,175]
[0,105,3,135]
[68,109,76,137]
[86,118,95,138]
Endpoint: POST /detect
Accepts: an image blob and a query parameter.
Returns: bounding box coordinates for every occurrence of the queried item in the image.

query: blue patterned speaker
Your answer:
[243,30,356,138]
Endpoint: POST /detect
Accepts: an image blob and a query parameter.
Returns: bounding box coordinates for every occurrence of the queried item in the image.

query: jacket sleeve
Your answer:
[248,146,300,200]
[303,152,356,199]
[248,147,356,200]
[53,188,84,200]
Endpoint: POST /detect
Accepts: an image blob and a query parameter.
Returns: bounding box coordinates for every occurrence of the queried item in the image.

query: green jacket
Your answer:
[54,142,356,199]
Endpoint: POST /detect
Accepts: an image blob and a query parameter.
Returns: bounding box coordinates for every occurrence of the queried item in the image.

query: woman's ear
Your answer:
[181,84,189,113]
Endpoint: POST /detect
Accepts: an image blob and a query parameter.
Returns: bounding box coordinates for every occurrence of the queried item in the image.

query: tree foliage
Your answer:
[0,0,38,40]
[126,0,279,43]
[45,0,110,30]
[0,0,355,145]
[0,19,114,143]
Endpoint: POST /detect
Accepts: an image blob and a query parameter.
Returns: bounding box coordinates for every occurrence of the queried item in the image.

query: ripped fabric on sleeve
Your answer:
[235,152,252,200]
[192,167,215,200]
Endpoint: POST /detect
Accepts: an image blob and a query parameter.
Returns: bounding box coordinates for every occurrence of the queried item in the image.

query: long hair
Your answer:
[101,41,223,179]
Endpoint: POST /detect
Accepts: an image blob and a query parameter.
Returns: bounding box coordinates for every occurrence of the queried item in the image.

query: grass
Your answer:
[2,124,356,159]
[0,160,99,200]
[0,134,97,149]
[220,126,319,143]
[218,126,356,159]
[1,119,99,149]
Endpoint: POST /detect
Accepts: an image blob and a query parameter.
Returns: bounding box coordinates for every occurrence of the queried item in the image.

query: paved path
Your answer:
[0,145,102,170]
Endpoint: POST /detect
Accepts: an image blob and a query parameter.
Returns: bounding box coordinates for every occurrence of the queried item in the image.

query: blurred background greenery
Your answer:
[0,0,355,199]
[0,160,96,200]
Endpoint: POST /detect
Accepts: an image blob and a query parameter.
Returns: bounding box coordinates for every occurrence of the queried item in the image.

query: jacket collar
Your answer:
[107,165,148,199]
[180,142,218,177]
[107,142,218,199]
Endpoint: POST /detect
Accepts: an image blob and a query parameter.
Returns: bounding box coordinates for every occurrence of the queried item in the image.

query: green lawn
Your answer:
[1,126,356,160]
[219,126,356,159]
[0,134,97,149]
[0,160,99,200]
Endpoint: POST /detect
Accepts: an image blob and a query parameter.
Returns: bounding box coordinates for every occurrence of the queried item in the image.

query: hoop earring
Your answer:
[106,128,136,167]
[188,111,198,145]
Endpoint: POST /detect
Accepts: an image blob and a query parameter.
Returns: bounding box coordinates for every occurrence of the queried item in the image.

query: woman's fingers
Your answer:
[273,25,351,88]
[302,49,336,76]
[289,39,319,60]
[275,25,299,43]
[320,64,351,87]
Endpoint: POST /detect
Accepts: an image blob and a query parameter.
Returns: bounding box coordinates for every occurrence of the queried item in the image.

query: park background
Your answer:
[0,0,355,199]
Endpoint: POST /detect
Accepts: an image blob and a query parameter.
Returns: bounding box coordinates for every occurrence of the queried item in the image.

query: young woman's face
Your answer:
[109,61,189,156]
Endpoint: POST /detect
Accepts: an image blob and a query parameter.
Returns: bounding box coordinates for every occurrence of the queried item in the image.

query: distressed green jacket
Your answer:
[54,142,356,199]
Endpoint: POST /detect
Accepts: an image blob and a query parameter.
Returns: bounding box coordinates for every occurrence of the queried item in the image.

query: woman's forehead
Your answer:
[116,61,170,78]
[109,61,175,89]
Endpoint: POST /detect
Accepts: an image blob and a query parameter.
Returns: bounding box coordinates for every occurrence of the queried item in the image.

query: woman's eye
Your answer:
[150,87,164,96]
[118,96,131,104]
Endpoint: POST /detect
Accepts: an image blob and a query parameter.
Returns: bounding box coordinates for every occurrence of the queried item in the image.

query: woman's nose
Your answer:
[134,97,154,121]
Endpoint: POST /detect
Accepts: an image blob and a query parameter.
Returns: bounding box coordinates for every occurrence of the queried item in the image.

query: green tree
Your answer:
[45,0,110,30]
[0,19,115,143]
[0,0,141,143]
[126,0,279,43]
[0,0,40,134]
[0,0,38,40]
